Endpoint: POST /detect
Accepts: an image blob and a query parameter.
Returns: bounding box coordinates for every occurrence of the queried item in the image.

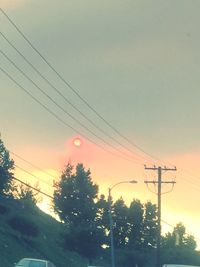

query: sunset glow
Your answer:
[1,0,200,251]
[73,138,82,147]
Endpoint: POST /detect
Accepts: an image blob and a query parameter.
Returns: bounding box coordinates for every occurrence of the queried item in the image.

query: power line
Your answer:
[0,31,153,165]
[0,49,148,164]
[10,150,57,180]
[0,65,144,165]
[14,164,53,188]
[0,7,164,165]
[13,176,53,200]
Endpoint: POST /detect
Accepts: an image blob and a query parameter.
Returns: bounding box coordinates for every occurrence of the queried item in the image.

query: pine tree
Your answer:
[53,163,104,263]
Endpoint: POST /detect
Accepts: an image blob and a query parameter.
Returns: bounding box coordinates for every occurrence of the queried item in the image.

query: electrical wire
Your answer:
[10,150,57,180]
[0,31,154,165]
[13,176,53,200]
[0,65,145,165]
[0,49,149,164]
[14,164,53,188]
[0,7,164,165]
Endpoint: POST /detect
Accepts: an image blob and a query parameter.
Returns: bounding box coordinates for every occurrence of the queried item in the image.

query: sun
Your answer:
[73,138,82,147]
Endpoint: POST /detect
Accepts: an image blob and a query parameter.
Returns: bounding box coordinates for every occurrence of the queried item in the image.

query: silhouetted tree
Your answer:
[15,182,41,205]
[0,136,14,196]
[161,223,197,265]
[53,163,104,263]
[112,198,129,248]
[96,194,110,244]
[127,199,144,248]
[142,201,157,248]
[162,222,196,250]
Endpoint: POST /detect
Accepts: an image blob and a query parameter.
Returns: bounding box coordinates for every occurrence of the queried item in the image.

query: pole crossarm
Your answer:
[144,181,176,184]
[144,165,177,171]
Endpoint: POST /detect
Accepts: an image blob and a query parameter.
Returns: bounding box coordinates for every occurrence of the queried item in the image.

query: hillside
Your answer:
[0,196,88,267]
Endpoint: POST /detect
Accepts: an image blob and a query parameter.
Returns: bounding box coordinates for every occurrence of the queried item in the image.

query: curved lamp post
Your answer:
[108,180,137,267]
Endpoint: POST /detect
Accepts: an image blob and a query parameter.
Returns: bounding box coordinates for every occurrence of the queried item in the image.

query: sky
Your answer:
[1,0,200,246]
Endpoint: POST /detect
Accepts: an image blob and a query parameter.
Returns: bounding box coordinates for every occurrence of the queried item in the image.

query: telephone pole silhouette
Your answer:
[144,165,176,267]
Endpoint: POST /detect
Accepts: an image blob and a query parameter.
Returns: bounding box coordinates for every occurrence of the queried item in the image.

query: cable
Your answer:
[161,183,175,195]
[0,31,153,165]
[0,7,164,165]
[14,164,53,188]
[10,150,57,180]
[0,65,144,165]
[0,49,148,164]
[13,176,53,200]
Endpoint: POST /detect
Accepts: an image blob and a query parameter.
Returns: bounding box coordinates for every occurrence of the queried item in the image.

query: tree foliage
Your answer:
[142,201,157,248]
[127,199,144,249]
[14,182,41,206]
[53,166,200,266]
[54,163,98,225]
[112,198,129,248]
[53,163,104,262]
[0,137,14,195]
[162,222,196,250]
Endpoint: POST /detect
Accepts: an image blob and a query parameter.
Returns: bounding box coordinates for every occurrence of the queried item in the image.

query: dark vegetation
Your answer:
[1,136,200,267]
[0,196,87,267]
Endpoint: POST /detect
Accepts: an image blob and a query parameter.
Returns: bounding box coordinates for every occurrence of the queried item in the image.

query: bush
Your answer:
[8,215,40,237]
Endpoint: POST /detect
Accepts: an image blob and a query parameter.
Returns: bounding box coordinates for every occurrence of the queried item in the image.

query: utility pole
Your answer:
[144,165,176,267]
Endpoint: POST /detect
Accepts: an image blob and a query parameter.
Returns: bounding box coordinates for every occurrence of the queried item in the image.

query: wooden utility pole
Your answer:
[144,166,176,267]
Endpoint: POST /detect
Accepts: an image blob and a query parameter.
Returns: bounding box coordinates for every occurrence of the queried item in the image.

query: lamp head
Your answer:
[129,180,137,184]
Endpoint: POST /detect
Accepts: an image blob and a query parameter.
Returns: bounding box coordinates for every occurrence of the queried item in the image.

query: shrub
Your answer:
[8,215,40,237]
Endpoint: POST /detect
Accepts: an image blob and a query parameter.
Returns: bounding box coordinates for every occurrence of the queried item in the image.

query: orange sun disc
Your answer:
[73,138,82,147]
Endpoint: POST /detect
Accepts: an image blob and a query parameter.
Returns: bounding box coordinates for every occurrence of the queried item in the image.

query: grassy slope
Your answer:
[0,197,87,267]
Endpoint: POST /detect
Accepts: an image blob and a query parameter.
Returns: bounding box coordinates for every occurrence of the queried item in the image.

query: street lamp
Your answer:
[108,180,137,267]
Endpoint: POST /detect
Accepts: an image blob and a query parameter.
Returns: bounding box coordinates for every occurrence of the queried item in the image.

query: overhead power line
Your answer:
[0,31,153,165]
[0,65,144,165]
[13,176,53,200]
[10,150,57,180]
[0,49,148,164]
[14,164,53,188]
[0,7,163,165]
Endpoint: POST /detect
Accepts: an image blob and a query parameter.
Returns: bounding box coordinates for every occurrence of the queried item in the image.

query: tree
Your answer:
[142,201,157,248]
[112,198,129,248]
[53,163,104,263]
[15,182,41,206]
[0,136,14,196]
[127,199,144,249]
[161,223,197,265]
[162,223,196,250]
[95,194,110,244]
[54,163,98,225]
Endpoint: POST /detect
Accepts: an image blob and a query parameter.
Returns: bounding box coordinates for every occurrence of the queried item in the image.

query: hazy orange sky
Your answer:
[1,0,200,247]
